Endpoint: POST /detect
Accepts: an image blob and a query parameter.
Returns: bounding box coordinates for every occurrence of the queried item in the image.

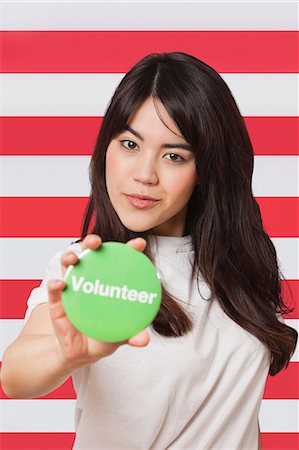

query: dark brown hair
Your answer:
[81,52,297,376]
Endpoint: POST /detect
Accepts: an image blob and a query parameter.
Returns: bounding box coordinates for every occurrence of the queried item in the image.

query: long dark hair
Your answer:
[81,52,297,376]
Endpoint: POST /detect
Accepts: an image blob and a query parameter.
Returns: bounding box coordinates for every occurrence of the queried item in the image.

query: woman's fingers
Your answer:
[60,235,102,276]
[60,251,78,276]
[80,234,146,252]
[47,279,80,340]
[126,237,147,252]
[127,328,151,347]
[81,234,102,252]
[47,279,67,320]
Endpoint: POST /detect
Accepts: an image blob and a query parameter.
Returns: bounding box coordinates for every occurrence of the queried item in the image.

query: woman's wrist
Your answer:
[51,335,94,374]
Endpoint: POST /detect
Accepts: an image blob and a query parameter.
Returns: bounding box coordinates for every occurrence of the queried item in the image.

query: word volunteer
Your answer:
[71,275,158,305]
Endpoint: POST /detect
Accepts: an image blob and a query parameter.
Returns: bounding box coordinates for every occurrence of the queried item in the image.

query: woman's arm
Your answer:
[1,302,83,398]
[1,235,150,399]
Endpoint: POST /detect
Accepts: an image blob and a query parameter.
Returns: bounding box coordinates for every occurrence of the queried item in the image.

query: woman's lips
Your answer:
[125,195,159,209]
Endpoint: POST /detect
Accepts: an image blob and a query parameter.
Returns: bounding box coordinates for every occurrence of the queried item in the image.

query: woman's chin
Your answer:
[121,219,156,233]
[125,224,152,233]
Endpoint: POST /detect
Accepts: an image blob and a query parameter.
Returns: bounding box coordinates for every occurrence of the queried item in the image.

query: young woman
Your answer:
[1,52,297,449]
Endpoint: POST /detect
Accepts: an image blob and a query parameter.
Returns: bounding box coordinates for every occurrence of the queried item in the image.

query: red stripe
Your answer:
[245,117,299,156]
[0,433,75,449]
[261,433,299,450]
[1,363,298,400]
[0,197,87,238]
[264,362,299,399]
[1,117,298,156]
[256,198,299,238]
[1,197,298,238]
[281,280,299,318]
[0,433,297,450]
[1,280,297,320]
[0,280,41,319]
[1,30,298,73]
[1,279,41,318]
[0,117,101,156]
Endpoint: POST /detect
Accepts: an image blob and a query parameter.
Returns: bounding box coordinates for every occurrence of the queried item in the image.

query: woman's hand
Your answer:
[47,234,150,370]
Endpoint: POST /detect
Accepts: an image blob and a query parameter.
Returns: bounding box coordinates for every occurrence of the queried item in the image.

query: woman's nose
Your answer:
[133,156,159,185]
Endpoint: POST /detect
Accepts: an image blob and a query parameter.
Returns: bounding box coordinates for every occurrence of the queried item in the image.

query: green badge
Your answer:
[62,242,162,342]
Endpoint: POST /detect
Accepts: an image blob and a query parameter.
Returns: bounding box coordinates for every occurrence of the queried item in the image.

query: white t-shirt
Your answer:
[24,235,271,450]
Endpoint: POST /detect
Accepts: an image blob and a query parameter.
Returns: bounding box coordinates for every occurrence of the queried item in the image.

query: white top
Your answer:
[24,235,271,450]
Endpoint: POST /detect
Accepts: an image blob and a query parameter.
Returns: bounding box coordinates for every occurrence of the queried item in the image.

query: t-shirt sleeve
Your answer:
[24,242,82,324]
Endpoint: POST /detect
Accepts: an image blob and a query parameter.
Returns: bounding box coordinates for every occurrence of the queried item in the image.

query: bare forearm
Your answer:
[1,335,82,398]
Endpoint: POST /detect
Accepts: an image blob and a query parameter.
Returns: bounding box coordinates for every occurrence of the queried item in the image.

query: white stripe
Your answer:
[1,238,298,280]
[0,238,78,279]
[3,74,298,117]
[2,156,298,197]
[1,1,297,31]
[252,156,299,197]
[259,400,299,433]
[1,156,91,197]
[274,238,299,280]
[0,399,298,432]
[1,399,75,432]
[2,319,298,362]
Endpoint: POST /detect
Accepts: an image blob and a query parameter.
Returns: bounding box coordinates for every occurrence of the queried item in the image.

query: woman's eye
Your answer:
[119,142,185,163]
[165,153,185,163]
[120,140,137,150]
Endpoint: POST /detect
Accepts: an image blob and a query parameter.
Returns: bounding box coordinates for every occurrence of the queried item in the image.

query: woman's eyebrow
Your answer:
[123,124,193,151]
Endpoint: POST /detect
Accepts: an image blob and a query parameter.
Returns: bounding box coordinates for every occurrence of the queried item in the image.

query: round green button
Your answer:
[62,242,162,342]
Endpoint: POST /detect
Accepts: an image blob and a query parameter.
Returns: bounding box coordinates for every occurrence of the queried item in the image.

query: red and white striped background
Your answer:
[0,1,298,449]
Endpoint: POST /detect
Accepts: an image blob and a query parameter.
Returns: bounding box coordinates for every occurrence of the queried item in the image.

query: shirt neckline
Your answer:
[147,234,193,253]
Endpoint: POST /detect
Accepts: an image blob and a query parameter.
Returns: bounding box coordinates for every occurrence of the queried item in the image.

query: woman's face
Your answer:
[105,96,198,236]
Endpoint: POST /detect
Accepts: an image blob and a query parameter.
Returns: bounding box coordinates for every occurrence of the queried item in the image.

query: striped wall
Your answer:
[1,1,298,449]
